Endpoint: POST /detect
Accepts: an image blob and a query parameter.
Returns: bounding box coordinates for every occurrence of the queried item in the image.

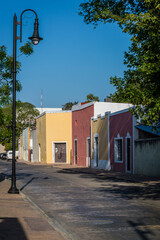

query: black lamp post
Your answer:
[8,9,43,194]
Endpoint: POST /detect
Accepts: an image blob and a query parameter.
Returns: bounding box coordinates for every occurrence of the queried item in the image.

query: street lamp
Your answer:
[8,9,43,194]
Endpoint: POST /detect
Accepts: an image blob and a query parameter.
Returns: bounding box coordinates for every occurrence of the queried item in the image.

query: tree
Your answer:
[0,42,34,149]
[0,101,40,150]
[86,93,99,102]
[79,0,160,125]
[62,101,78,110]
[0,42,33,105]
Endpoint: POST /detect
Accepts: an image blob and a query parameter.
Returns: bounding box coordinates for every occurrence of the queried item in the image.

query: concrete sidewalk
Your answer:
[0,175,66,240]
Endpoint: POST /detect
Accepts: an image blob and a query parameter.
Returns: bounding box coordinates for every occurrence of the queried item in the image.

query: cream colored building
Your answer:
[91,113,110,170]
[36,111,72,164]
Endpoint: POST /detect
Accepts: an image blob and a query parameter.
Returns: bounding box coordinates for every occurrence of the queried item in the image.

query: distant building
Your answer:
[36,108,62,115]
[0,144,5,153]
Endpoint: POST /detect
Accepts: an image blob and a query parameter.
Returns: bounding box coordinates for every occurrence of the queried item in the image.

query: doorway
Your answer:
[54,143,66,163]
[74,140,78,165]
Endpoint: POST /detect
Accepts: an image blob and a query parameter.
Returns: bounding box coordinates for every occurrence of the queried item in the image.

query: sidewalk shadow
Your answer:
[128,220,154,240]
[20,177,38,191]
[0,174,5,182]
[0,217,28,240]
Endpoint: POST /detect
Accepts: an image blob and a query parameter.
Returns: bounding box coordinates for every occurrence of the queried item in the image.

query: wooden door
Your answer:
[55,143,66,163]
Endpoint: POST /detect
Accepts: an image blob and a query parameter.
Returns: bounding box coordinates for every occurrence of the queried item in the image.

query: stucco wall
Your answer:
[110,111,133,173]
[19,135,23,159]
[31,129,37,163]
[36,114,46,163]
[46,112,72,164]
[91,114,109,170]
[72,105,94,166]
[23,128,29,161]
[94,102,132,117]
[0,144,5,153]
[134,138,160,177]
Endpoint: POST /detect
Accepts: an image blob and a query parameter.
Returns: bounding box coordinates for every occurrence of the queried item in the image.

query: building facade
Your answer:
[109,109,136,174]
[36,111,72,164]
[91,113,110,170]
[72,102,132,167]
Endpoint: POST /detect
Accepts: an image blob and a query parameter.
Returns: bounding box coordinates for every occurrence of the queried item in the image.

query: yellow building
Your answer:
[91,113,110,170]
[36,111,72,164]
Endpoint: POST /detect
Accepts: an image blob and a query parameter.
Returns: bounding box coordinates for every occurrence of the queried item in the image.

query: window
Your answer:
[126,137,131,172]
[114,137,123,162]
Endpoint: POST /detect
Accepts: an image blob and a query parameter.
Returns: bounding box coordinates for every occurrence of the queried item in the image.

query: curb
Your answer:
[20,190,78,240]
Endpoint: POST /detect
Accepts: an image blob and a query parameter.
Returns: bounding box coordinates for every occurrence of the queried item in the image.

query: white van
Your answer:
[7,150,12,160]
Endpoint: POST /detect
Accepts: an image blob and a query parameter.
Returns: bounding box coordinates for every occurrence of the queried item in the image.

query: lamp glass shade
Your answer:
[28,36,43,45]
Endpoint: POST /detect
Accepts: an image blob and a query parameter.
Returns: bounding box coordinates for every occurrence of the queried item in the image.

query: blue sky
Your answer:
[0,0,131,108]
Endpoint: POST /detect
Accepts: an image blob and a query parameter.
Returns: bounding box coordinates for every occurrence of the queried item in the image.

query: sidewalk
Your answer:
[0,175,66,240]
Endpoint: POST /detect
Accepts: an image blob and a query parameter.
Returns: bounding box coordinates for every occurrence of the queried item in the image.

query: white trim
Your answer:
[52,141,67,163]
[72,102,95,111]
[132,115,136,174]
[108,113,111,170]
[125,133,131,173]
[94,133,99,167]
[74,139,78,165]
[38,144,41,162]
[86,137,91,167]
[114,134,123,163]
[91,118,93,162]
[91,111,111,121]
[110,107,133,116]
[36,110,71,119]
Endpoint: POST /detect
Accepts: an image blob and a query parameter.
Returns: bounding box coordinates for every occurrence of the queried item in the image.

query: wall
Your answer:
[46,111,72,164]
[0,144,5,153]
[91,114,109,169]
[31,129,37,163]
[110,111,133,173]
[94,102,132,117]
[72,105,94,166]
[134,138,160,177]
[36,114,46,163]
[19,135,23,159]
[23,128,29,161]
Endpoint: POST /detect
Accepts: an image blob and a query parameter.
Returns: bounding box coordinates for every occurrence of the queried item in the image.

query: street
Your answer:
[0,160,160,240]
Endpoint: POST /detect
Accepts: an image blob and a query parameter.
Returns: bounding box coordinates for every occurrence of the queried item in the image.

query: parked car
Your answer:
[1,153,7,160]
[7,150,12,161]
[0,153,7,159]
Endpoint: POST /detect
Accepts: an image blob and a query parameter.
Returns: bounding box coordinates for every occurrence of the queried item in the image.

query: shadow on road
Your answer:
[20,177,39,191]
[0,217,28,240]
[98,183,160,200]
[128,220,154,240]
[57,168,160,200]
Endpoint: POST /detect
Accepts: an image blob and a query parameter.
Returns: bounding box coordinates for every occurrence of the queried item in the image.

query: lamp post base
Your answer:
[8,186,19,194]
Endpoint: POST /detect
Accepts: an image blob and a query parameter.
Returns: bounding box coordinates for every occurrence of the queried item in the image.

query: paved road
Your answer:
[0,160,160,240]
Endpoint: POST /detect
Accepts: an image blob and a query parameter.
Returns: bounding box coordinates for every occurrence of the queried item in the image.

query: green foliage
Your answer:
[0,101,40,147]
[62,101,78,110]
[79,0,160,125]
[86,93,99,102]
[19,41,34,56]
[0,42,34,106]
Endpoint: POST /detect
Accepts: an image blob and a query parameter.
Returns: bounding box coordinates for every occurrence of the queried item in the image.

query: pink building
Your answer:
[110,109,137,174]
[72,102,133,167]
